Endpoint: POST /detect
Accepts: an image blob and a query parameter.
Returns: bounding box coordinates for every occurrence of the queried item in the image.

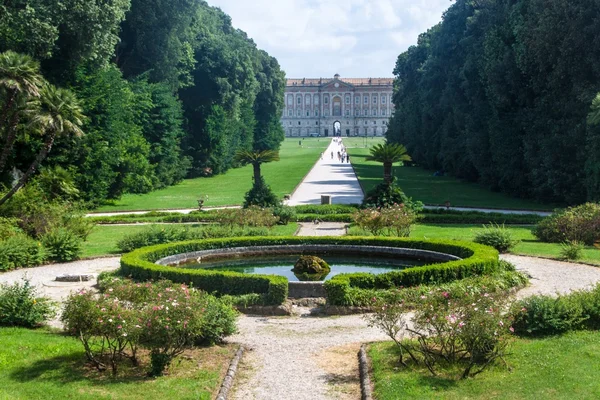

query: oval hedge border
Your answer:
[120,236,499,306]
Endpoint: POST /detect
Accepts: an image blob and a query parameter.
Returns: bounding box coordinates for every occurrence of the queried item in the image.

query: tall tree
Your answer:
[0,51,43,173]
[0,85,84,205]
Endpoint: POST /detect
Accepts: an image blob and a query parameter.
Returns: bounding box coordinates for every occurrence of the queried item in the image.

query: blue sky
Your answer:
[208,0,451,79]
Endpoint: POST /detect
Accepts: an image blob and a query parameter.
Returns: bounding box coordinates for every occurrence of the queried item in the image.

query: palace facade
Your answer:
[281,74,394,137]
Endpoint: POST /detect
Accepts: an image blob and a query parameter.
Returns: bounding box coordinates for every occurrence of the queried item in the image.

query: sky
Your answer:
[208,0,451,79]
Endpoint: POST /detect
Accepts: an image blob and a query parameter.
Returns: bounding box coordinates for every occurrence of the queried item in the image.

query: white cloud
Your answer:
[208,0,450,77]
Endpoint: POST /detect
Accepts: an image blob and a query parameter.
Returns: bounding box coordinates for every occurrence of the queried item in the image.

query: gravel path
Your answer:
[296,222,348,236]
[501,254,600,298]
[229,312,388,400]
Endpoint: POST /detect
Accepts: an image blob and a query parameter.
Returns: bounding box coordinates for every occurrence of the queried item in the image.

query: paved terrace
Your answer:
[287,139,364,205]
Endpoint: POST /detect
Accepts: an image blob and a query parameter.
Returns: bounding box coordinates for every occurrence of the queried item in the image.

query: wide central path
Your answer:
[287,139,363,205]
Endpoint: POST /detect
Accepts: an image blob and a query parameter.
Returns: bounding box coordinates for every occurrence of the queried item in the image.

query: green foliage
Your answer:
[116,225,271,253]
[559,240,584,261]
[294,204,359,215]
[388,0,600,204]
[272,205,296,225]
[367,289,514,379]
[0,235,45,271]
[353,204,419,237]
[41,227,82,262]
[216,206,278,228]
[512,295,588,336]
[534,203,600,245]
[473,223,520,253]
[362,179,408,208]
[62,280,237,376]
[0,279,56,327]
[243,177,279,208]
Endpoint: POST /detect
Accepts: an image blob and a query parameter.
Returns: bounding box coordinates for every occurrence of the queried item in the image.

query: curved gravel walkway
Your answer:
[501,254,600,298]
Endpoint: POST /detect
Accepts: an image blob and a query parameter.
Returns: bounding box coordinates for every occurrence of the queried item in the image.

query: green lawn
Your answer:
[343,137,554,211]
[0,327,235,400]
[96,138,329,212]
[81,223,299,258]
[369,330,600,399]
[347,223,600,266]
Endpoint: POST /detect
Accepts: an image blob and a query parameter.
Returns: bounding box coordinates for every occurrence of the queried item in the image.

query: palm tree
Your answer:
[0,51,44,173]
[366,142,412,184]
[234,149,280,184]
[0,85,85,206]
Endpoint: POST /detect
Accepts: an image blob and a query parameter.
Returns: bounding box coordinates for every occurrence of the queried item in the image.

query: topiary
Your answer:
[292,255,331,281]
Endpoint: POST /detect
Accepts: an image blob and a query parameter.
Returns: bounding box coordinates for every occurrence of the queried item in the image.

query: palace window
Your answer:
[297,110,301,117]
[315,110,319,117]
[298,121,301,125]
[363,109,367,116]
[373,95,377,104]
[316,121,319,125]
[364,96,368,104]
[345,109,350,116]
[305,95,310,105]
[355,96,360,104]
[381,95,386,104]
[314,95,319,104]
[373,121,377,125]
[297,96,302,105]
[324,96,329,104]
[287,95,293,105]
[373,109,377,116]
[306,111,310,117]
[382,109,386,116]
[355,109,359,116]
[345,96,350,104]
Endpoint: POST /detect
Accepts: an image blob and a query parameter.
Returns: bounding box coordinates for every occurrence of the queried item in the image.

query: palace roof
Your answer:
[286,77,393,87]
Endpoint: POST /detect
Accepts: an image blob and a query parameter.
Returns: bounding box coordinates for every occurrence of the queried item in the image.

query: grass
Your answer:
[342,137,555,211]
[347,223,600,265]
[96,138,329,212]
[81,223,299,258]
[369,330,600,399]
[0,327,236,400]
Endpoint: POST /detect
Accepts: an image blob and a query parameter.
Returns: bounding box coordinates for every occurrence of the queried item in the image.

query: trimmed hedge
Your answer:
[121,236,499,306]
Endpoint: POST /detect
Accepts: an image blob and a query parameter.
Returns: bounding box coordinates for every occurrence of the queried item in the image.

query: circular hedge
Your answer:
[120,236,499,305]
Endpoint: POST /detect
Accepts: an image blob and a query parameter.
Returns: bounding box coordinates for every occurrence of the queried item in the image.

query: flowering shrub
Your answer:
[215,205,278,228]
[366,288,514,379]
[353,204,418,237]
[62,280,237,376]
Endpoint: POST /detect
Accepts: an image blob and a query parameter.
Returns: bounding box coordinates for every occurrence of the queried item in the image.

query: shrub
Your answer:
[0,235,45,271]
[294,204,358,214]
[41,228,82,262]
[352,204,418,237]
[534,203,600,245]
[0,279,56,327]
[511,294,587,336]
[272,205,296,225]
[62,280,237,376]
[116,225,271,253]
[0,217,21,238]
[362,179,407,208]
[215,206,278,228]
[367,289,514,379]
[473,223,520,253]
[243,177,279,208]
[559,240,584,260]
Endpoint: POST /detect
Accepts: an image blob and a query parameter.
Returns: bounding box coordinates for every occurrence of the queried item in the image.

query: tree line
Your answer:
[387,0,600,205]
[0,0,285,204]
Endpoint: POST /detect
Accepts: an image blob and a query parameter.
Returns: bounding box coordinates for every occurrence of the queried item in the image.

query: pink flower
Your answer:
[117,325,122,329]
[509,327,515,333]
[442,292,449,298]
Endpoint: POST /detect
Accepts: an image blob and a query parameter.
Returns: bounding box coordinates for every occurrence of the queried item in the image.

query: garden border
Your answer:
[120,236,498,305]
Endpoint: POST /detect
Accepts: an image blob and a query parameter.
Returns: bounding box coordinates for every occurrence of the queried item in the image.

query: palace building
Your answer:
[281,73,394,137]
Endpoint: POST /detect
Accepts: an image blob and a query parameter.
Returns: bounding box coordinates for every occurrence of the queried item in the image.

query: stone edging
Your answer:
[359,343,373,400]
[216,345,245,400]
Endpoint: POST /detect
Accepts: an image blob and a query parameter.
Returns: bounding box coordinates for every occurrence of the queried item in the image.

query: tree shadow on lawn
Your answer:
[9,352,147,386]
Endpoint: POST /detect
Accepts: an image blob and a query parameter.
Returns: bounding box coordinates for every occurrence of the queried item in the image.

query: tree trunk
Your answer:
[0,112,20,173]
[0,130,56,206]
[0,89,17,128]
[253,162,262,184]
[383,162,392,184]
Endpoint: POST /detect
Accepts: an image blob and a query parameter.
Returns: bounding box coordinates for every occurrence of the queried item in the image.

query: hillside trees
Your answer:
[388,0,600,204]
[0,0,285,205]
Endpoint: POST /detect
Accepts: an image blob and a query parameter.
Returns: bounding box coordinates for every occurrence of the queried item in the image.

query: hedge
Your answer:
[120,236,498,306]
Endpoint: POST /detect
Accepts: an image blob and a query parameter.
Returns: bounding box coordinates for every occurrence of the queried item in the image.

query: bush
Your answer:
[215,206,278,228]
[473,223,519,253]
[534,203,600,245]
[272,205,296,225]
[559,240,584,260]
[0,235,46,271]
[366,289,514,379]
[0,217,22,238]
[62,280,237,376]
[41,228,82,262]
[353,204,419,237]
[243,177,279,208]
[294,204,358,215]
[116,225,271,253]
[511,295,587,336]
[0,279,56,327]
[362,179,408,208]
